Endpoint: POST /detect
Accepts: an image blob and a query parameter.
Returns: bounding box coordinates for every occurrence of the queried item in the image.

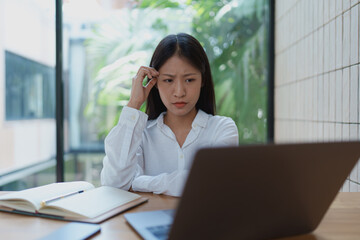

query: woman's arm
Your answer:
[100,106,147,190]
[101,66,159,190]
[132,170,189,197]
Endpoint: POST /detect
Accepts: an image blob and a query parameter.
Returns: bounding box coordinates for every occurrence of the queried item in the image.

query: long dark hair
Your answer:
[146,33,216,120]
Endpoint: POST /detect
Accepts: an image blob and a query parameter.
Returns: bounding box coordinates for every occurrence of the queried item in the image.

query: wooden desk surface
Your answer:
[0,192,359,240]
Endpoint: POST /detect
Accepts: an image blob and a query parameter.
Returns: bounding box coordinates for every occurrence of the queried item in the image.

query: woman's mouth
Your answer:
[173,102,187,108]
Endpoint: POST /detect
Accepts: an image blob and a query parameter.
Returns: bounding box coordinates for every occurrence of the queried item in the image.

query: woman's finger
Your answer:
[139,66,159,78]
[147,73,152,80]
[144,78,157,95]
[148,68,159,77]
[133,69,150,85]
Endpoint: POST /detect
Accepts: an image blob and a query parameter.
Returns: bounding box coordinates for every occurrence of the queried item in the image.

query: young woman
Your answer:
[101,33,239,197]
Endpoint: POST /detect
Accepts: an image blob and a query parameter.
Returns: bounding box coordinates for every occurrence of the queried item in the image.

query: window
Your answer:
[5,51,55,120]
[0,0,273,190]
[0,0,56,190]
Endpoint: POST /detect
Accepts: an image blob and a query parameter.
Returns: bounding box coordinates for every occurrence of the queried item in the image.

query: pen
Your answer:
[40,190,84,207]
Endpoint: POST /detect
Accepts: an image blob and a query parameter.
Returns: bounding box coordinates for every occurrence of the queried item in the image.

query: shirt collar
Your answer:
[147,110,209,129]
[146,112,165,129]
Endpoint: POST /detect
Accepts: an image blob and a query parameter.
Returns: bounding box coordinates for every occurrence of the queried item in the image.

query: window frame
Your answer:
[53,0,275,182]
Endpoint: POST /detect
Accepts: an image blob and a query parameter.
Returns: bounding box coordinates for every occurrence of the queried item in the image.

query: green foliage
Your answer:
[189,0,269,143]
[139,0,181,8]
[85,0,269,143]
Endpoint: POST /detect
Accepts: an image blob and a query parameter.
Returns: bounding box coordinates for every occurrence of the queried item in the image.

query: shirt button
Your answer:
[193,124,197,128]
[131,115,136,121]
[180,154,184,159]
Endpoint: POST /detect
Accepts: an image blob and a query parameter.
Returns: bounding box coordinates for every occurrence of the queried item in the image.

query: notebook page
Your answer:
[40,186,140,218]
[0,181,95,211]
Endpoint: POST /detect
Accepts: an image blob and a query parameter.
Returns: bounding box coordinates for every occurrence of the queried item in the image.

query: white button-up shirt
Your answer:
[101,106,239,196]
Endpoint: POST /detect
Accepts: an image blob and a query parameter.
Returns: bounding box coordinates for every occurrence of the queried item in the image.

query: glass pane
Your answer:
[62,0,270,184]
[192,0,270,144]
[0,0,56,190]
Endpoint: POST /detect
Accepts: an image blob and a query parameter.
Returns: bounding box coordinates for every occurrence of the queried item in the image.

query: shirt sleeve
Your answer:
[212,116,239,146]
[100,106,148,190]
[132,170,189,197]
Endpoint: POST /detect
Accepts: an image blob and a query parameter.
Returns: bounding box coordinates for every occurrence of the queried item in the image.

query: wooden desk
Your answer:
[0,192,359,239]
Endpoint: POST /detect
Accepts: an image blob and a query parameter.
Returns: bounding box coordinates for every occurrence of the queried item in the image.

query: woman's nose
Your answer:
[174,81,186,98]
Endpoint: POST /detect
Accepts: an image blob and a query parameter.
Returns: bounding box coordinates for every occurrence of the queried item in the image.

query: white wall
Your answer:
[275,0,360,191]
[0,0,56,174]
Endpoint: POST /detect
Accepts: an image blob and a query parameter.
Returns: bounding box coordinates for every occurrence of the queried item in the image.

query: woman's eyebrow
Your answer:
[160,73,199,77]
[183,73,199,77]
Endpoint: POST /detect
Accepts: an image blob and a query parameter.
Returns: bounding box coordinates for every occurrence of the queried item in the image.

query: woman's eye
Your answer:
[186,78,195,83]
[164,79,173,83]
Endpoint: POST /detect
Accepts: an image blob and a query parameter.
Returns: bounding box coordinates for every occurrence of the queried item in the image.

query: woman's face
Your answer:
[157,55,202,120]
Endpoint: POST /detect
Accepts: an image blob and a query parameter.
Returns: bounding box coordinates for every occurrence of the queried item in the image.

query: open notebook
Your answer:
[0,181,148,223]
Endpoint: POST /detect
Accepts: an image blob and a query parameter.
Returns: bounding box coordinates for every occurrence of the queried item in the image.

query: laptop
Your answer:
[125,141,360,240]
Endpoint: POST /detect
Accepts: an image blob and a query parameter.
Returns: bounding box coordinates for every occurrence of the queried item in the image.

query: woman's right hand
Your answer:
[127,66,159,110]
